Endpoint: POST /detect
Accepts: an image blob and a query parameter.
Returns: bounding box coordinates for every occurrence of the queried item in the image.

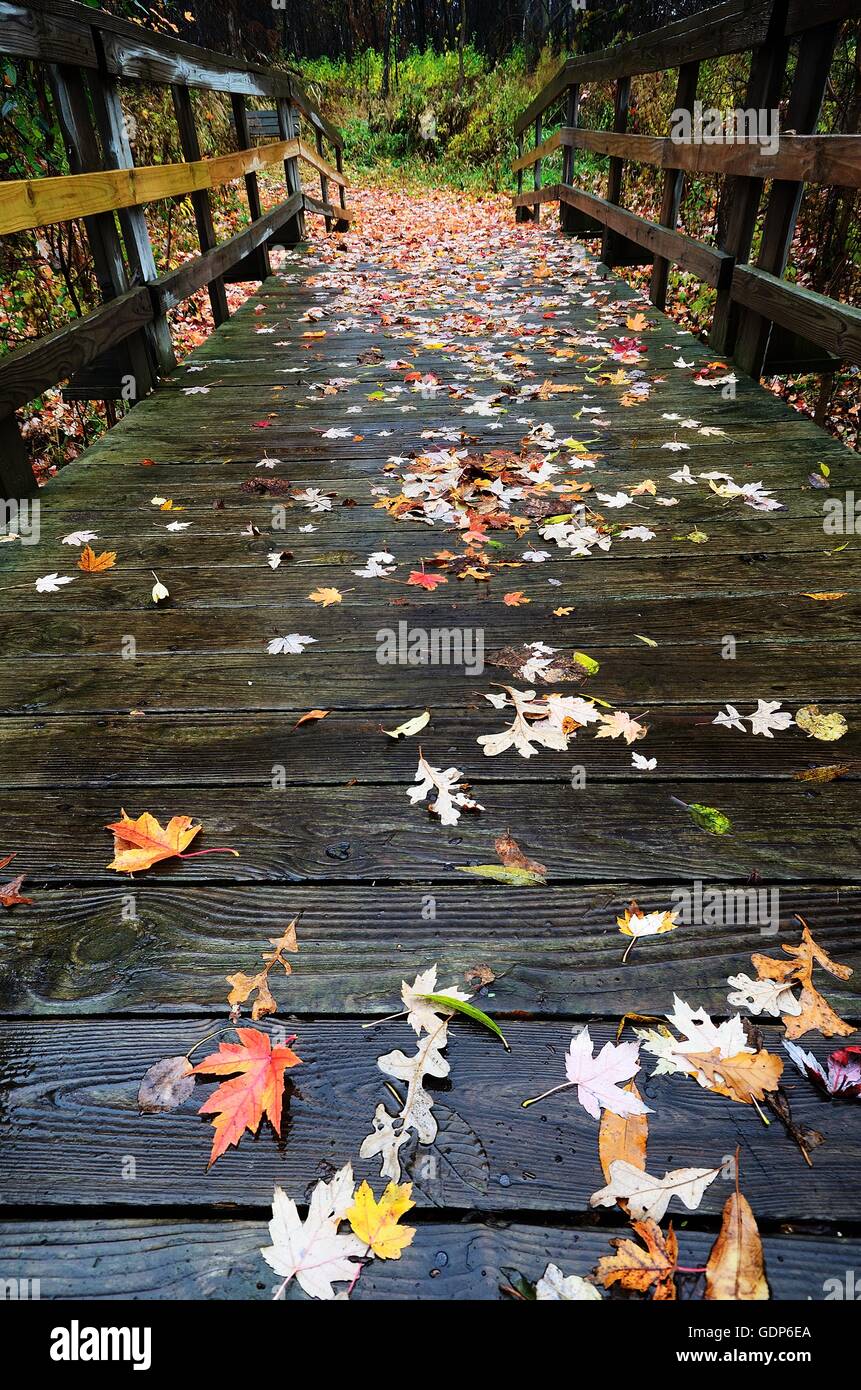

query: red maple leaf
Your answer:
[407,571,448,590]
[192,1027,302,1166]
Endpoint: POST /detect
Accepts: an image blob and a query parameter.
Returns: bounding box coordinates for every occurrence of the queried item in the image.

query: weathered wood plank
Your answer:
[0,1018,857,1219]
[0,1216,853,1300]
[1,883,858,1018]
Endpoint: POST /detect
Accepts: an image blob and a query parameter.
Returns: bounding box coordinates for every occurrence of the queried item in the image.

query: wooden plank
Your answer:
[0,286,153,414]
[1,882,858,1018]
[0,1216,852,1300]
[0,781,859,882]
[0,140,303,236]
[0,1017,858,1220]
[557,185,734,287]
[731,265,861,365]
[0,1,97,67]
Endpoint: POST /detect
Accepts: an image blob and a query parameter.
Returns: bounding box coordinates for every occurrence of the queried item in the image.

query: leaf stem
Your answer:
[521,1080,575,1109]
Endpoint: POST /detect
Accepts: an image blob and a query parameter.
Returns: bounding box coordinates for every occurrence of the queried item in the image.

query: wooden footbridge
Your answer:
[1,0,860,1302]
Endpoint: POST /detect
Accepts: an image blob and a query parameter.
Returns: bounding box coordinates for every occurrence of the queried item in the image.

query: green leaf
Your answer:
[458,863,546,886]
[419,993,509,1050]
[573,650,600,676]
[687,802,732,835]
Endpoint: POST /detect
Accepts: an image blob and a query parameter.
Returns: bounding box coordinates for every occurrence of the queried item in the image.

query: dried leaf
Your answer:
[597,1219,678,1300]
[591,1159,719,1222]
[346,1180,416,1259]
[598,1081,648,1180]
[795,705,848,741]
[138,1055,194,1113]
[705,1191,769,1300]
[78,544,116,572]
[682,1048,783,1103]
[192,1026,302,1166]
[292,709,330,729]
[751,923,853,1039]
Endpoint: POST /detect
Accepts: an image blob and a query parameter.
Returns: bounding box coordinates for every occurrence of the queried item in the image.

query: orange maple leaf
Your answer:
[192,1027,302,1165]
[78,545,117,572]
[407,570,448,590]
[105,809,238,874]
[503,590,530,606]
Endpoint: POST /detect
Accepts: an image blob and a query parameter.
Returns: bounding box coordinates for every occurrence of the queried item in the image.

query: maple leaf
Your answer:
[523,1027,651,1121]
[591,1159,720,1222]
[78,544,117,572]
[308,586,343,606]
[36,573,75,593]
[750,923,853,1039]
[705,1191,769,1300]
[106,810,199,873]
[192,1026,302,1166]
[595,710,648,745]
[407,570,447,590]
[261,1164,365,1300]
[0,873,32,908]
[503,590,529,606]
[597,1219,678,1300]
[346,1180,416,1259]
[266,634,317,655]
[616,900,679,961]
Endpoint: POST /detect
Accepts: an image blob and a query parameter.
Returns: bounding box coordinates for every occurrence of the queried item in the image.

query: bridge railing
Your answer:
[0,0,352,494]
[512,0,861,392]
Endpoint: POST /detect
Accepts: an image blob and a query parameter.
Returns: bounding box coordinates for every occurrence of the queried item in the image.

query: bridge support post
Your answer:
[650,61,700,311]
[171,86,230,326]
[276,99,306,245]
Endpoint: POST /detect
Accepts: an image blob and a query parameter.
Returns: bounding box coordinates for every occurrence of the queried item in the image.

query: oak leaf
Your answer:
[597,1219,678,1300]
[591,1159,719,1222]
[192,1026,302,1166]
[346,1180,416,1259]
[682,1047,783,1104]
[226,919,299,1021]
[0,873,33,908]
[751,924,853,1039]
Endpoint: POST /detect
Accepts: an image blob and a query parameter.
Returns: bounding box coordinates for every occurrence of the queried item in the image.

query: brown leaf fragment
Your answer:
[292,709,330,729]
[495,832,547,877]
[464,963,496,991]
[596,1219,678,1300]
[705,1192,769,1300]
[138,1055,194,1113]
[751,923,853,1039]
[598,1081,649,1182]
[487,645,588,685]
[792,764,850,784]
[226,919,299,1021]
[0,873,33,908]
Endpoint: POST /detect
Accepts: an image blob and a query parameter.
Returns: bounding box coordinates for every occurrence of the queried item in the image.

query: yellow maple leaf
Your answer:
[106,810,238,874]
[346,1180,416,1259]
[78,545,117,572]
[308,586,343,606]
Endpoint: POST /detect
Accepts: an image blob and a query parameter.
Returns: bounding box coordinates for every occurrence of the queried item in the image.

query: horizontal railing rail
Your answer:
[0,0,352,494]
[511,0,861,398]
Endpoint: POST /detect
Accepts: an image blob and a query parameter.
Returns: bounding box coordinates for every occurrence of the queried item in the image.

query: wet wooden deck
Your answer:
[1,215,859,1300]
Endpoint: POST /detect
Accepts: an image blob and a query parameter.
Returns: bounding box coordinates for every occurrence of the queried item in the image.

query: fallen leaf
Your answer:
[308,586,343,606]
[598,1081,648,1181]
[192,1026,302,1166]
[536,1264,602,1300]
[751,922,853,1039]
[681,1048,783,1104]
[0,873,32,908]
[138,1055,194,1113]
[597,1219,678,1300]
[459,863,546,886]
[792,764,849,783]
[346,1180,416,1259]
[261,1164,365,1300]
[78,545,117,572]
[591,1159,720,1222]
[784,1040,861,1100]
[293,709,330,729]
[523,1026,651,1121]
[705,1191,769,1300]
[226,919,299,1021]
[795,704,848,741]
[105,810,238,874]
[495,831,546,877]
[383,711,430,739]
[503,590,530,606]
[408,570,448,590]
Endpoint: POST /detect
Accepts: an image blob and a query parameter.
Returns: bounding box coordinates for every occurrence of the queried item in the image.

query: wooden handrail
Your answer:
[512,128,861,188]
[0,0,352,487]
[0,139,346,236]
[511,0,861,386]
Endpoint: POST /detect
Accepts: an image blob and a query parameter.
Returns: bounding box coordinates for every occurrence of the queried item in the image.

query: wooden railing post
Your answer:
[533,113,543,222]
[515,131,529,222]
[334,147,350,232]
[710,4,790,355]
[48,64,156,400]
[171,84,230,326]
[602,76,631,266]
[276,98,306,245]
[560,82,579,235]
[87,72,176,376]
[0,413,36,497]
[315,128,333,231]
[230,94,272,281]
[650,60,699,311]
[733,19,841,377]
